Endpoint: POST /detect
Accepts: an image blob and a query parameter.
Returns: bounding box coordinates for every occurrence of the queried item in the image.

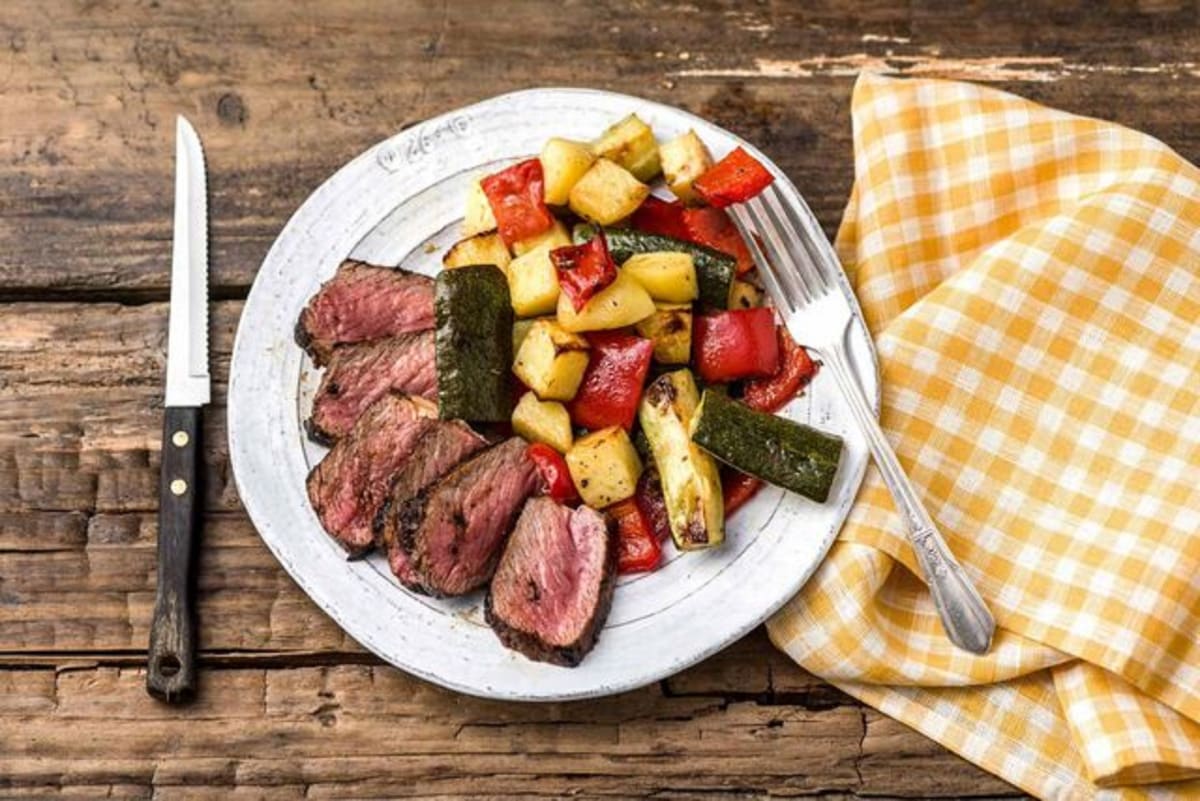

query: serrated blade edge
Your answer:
[165,115,211,407]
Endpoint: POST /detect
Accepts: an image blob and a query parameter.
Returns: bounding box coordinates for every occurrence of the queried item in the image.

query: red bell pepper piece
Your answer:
[567,331,654,430]
[681,206,754,275]
[635,468,671,543]
[743,327,819,413]
[692,307,780,383]
[550,232,618,312]
[630,195,690,241]
[608,498,661,574]
[481,159,555,247]
[527,443,579,505]
[722,470,764,517]
[693,147,775,208]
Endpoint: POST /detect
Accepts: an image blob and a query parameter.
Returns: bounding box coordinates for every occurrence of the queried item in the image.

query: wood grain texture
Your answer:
[4,0,1199,796]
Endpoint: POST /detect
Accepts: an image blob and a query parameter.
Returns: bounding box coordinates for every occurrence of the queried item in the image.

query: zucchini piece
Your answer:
[659,130,713,204]
[512,317,539,354]
[511,392,573,453]
[691,390,843,503]
[463,178,498,237]
[576,225,735,309]
[638,370,724,550]
[621,252,698,303]
[443,231,511,271]
[507,243,561,317]
[635,304,692,364]
[512,319,590,401]
[540,138,596,206]
[435,266,514,422]
[593,113,661,182]
[568,159,650,226]
[566,426,643,507]
[556,270,655,333]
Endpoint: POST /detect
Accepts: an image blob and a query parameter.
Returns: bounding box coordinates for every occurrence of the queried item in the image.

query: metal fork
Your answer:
[730,184,996,655]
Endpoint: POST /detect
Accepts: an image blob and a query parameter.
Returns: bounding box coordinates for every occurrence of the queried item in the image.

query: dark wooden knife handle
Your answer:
[148,406,202,703]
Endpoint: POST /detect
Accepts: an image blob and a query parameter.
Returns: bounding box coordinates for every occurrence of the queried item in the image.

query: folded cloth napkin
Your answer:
[769,73,1200,799]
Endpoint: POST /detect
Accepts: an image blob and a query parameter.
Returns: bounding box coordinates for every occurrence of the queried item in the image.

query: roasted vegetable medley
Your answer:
[441,114,843,574]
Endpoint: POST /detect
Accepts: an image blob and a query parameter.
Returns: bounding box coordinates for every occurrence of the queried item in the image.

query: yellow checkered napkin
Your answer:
[768,73,1200,799]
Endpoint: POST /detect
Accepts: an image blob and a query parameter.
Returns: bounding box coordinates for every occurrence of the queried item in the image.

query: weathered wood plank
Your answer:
[0,1,1196,297]
[0,664,1020,798]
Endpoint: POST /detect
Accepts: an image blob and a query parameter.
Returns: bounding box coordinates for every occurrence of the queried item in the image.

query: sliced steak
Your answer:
[402,438,539,596]
[296,260,435,366]
[373,420,489,588]
[307,332,438,445]
[485,498,617,667]
[306,393,436,556]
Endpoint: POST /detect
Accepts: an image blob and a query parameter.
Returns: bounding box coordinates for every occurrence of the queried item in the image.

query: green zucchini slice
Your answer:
[691,390,843,503]
[434,265,514,422]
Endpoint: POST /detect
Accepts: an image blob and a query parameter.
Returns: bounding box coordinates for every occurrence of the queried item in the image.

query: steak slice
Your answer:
[373,420,489,589]
[485,498,616,667]
[306,393,436,556]
[296,260,435,366]
[307,332,438,445]
[402,438,539,596]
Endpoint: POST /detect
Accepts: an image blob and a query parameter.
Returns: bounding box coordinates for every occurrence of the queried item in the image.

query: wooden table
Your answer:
[3,1,1197,797]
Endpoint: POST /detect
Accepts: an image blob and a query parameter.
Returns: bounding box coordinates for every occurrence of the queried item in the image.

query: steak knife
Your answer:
[148,116,211,703]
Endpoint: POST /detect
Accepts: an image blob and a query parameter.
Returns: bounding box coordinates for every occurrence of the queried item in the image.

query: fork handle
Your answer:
[824,348,995,654]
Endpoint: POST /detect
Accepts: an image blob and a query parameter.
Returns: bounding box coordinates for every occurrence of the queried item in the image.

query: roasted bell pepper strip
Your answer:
[609,498,661,574]
[527,442,580,504]
[692,307,780,383]
[635,468,671,543]
[693,147,775,208]
[550,232,618,312]
[630,196,690,241]
[567,331,654,430]
[743,327,819,413]
[481,159,555,246]
[681,206,754,275]
[721,469,763,516]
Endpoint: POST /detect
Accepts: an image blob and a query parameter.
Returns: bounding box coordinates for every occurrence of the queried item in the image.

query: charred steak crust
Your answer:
[400,438,539,597]
[484,502,618,667]
[307,332,438,444]
[296,260,435,366]
[372,420,488,591]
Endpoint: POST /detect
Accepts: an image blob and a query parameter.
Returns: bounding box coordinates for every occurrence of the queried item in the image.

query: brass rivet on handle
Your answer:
[172,431,190,447]
[170,479,187,496]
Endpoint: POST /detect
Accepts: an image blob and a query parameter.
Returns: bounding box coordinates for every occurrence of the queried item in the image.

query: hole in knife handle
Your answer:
[157,654,182,677]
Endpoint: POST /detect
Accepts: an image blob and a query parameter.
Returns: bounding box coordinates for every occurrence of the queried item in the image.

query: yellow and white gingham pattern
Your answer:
[768,73,1200,799]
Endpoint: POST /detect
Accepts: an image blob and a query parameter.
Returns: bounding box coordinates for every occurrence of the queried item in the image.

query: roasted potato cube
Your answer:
[728,279,764,309]
[635,304,693,364]
[463,178,498,237]
[566,426,643,507]
[512,217,571,257]
[621,252,698,303]
[638,370,723,550]
[659,130,714,204]
[593,114,660,182]
[443,231,511,271]
[540,138,596,206]
[512,319,590,401]
[556,270,655,333]
[507,244,561,317]
[568,158,650,226]
[511,392,573,453]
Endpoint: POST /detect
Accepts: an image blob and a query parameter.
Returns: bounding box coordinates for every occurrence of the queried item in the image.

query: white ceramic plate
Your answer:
[228,88,878,701]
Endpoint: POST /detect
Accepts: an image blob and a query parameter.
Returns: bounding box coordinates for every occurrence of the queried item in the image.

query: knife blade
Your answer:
[148,115,210,703]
